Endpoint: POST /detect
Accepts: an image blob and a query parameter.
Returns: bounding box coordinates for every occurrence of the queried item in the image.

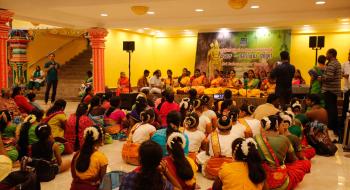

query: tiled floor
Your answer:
[37,101,350,190]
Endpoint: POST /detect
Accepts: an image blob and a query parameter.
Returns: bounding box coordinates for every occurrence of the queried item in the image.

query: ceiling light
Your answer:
[342,22,349,25]
[303,25,310,27]
[143,27,150,30]
[100,13,108,17]
[250,5,260,9]
[137,29,144,33]
[123,28,129,31]
[195,9,204,12]
[256,27,269,37]
[315,1,326,5]
[147,11,155,15]
[340,18,350,22]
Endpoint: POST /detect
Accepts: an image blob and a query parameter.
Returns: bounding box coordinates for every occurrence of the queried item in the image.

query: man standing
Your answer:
[44,53,60,104]
[341,51,350,142]
[270,51,295,108]
[321,48,342,139]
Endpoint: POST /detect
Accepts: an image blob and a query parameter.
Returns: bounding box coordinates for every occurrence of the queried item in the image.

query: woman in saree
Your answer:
[122,109,156,165]
[212,138,266,190]
[256,114,311,190]
[164,69,175,88]
[28,66,45,91]
[210,69,224,87]
[309,55,326,94]
[178,68,191,87]
[151,111,190,157]
[104,96,126,136]
[191,69,206,94]
[88,96,106,128]
[227,70,242,89]
[163,132,198,190]
[246,69,260,89]
[116,72,130,95]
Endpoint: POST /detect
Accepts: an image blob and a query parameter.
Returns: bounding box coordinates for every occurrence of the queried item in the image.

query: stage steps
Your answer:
[36,48,92,102]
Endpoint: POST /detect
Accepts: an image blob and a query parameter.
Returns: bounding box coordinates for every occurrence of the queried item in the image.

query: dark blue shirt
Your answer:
[270,62,295,95]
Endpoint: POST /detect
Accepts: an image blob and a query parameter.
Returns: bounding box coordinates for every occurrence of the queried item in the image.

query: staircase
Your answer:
[37,48,92,101]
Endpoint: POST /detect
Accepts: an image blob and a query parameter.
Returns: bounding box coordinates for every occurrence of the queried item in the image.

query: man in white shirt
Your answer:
[149,70,163,94]
[341,51,350,142]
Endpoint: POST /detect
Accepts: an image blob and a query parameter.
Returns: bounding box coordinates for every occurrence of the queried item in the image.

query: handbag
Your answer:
[306,121,338,156]
[121,123,142,165]
[255,134,289,189]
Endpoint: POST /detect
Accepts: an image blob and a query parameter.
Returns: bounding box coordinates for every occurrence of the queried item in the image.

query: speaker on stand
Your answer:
[123,41,135,93]
[309,36,325,65]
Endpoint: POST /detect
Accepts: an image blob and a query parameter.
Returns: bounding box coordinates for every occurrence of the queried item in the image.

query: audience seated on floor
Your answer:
[252,93,280,120]
[163,132,198,190]
[193,99,212,135]
[12,87,35,115]
[305,94,328,124]
[152,111,189,157]
[65,103,93,151]
[122,109,156,165]
[158,92,180,127]
[104,96,126,136]
[212,138,266,190]
[88,96,106,127]
[256,114,311,190]
[201,95,218,129]
[183,112,206,162]
[200,114,240,179]
[26,92,43,111]
[43,100,67,140]
[0,88,23,118]
[1,110,19,162]
[81,86,94,105]
[30,123,71,181]
[70,126,108,190]
[120,140,179,190]
[238,104,262,137]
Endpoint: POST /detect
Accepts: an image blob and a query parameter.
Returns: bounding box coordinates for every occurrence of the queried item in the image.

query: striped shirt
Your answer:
[322,59,341,96]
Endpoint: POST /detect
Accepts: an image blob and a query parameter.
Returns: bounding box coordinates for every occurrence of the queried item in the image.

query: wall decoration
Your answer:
[195,29,291,78]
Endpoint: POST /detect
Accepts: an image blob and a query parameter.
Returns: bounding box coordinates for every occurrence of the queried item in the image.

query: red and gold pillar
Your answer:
[0,9,14,89]
[88,27,108,94]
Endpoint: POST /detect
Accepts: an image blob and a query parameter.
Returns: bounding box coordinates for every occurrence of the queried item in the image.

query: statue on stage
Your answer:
[207,40,223,78]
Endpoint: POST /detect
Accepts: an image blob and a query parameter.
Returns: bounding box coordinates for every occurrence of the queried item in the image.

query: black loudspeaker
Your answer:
[309,36,317,48]
[119,93,138,110]
[123,41,135,52]
[317,36,325,48]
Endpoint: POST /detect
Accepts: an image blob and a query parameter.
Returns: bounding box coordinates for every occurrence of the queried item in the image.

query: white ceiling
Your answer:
[2,0,350,34]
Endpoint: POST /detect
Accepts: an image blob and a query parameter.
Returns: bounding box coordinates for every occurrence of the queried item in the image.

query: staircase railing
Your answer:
[28,35,85,69]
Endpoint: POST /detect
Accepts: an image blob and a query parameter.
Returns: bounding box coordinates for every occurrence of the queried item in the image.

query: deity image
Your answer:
[207,40,223,78]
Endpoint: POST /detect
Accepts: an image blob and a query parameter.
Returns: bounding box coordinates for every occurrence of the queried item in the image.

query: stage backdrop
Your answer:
[195,30,291,78]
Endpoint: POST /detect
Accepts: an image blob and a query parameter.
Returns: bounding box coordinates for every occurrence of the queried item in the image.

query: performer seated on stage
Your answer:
[122,109,157,165]
[178,68,191,87]
[164,69,175,88]
[245,69,260,89]
[201,115,240,179]
[210,70,224,87]
[260,76,276,94]
[257,114,311,190]
[116,72,130,95]
[184,112,206,162]
[191,69,205,86]
[227,70,242,89]
[149,70,163,94]
[212,138,266,190]
[137,69,150,92]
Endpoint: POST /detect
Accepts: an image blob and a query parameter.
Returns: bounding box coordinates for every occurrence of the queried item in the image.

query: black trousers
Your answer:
[45,80,58,103]
[323,91,339,136]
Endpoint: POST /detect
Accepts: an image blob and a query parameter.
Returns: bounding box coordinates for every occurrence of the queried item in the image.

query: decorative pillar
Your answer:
[8,30,31,86]
[0,9,14,89]
[88,27,108,94]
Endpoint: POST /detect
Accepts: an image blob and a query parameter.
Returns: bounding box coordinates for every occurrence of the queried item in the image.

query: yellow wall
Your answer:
[291,32,350,84]
[104,29,197,88]
[27,31,87,74]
